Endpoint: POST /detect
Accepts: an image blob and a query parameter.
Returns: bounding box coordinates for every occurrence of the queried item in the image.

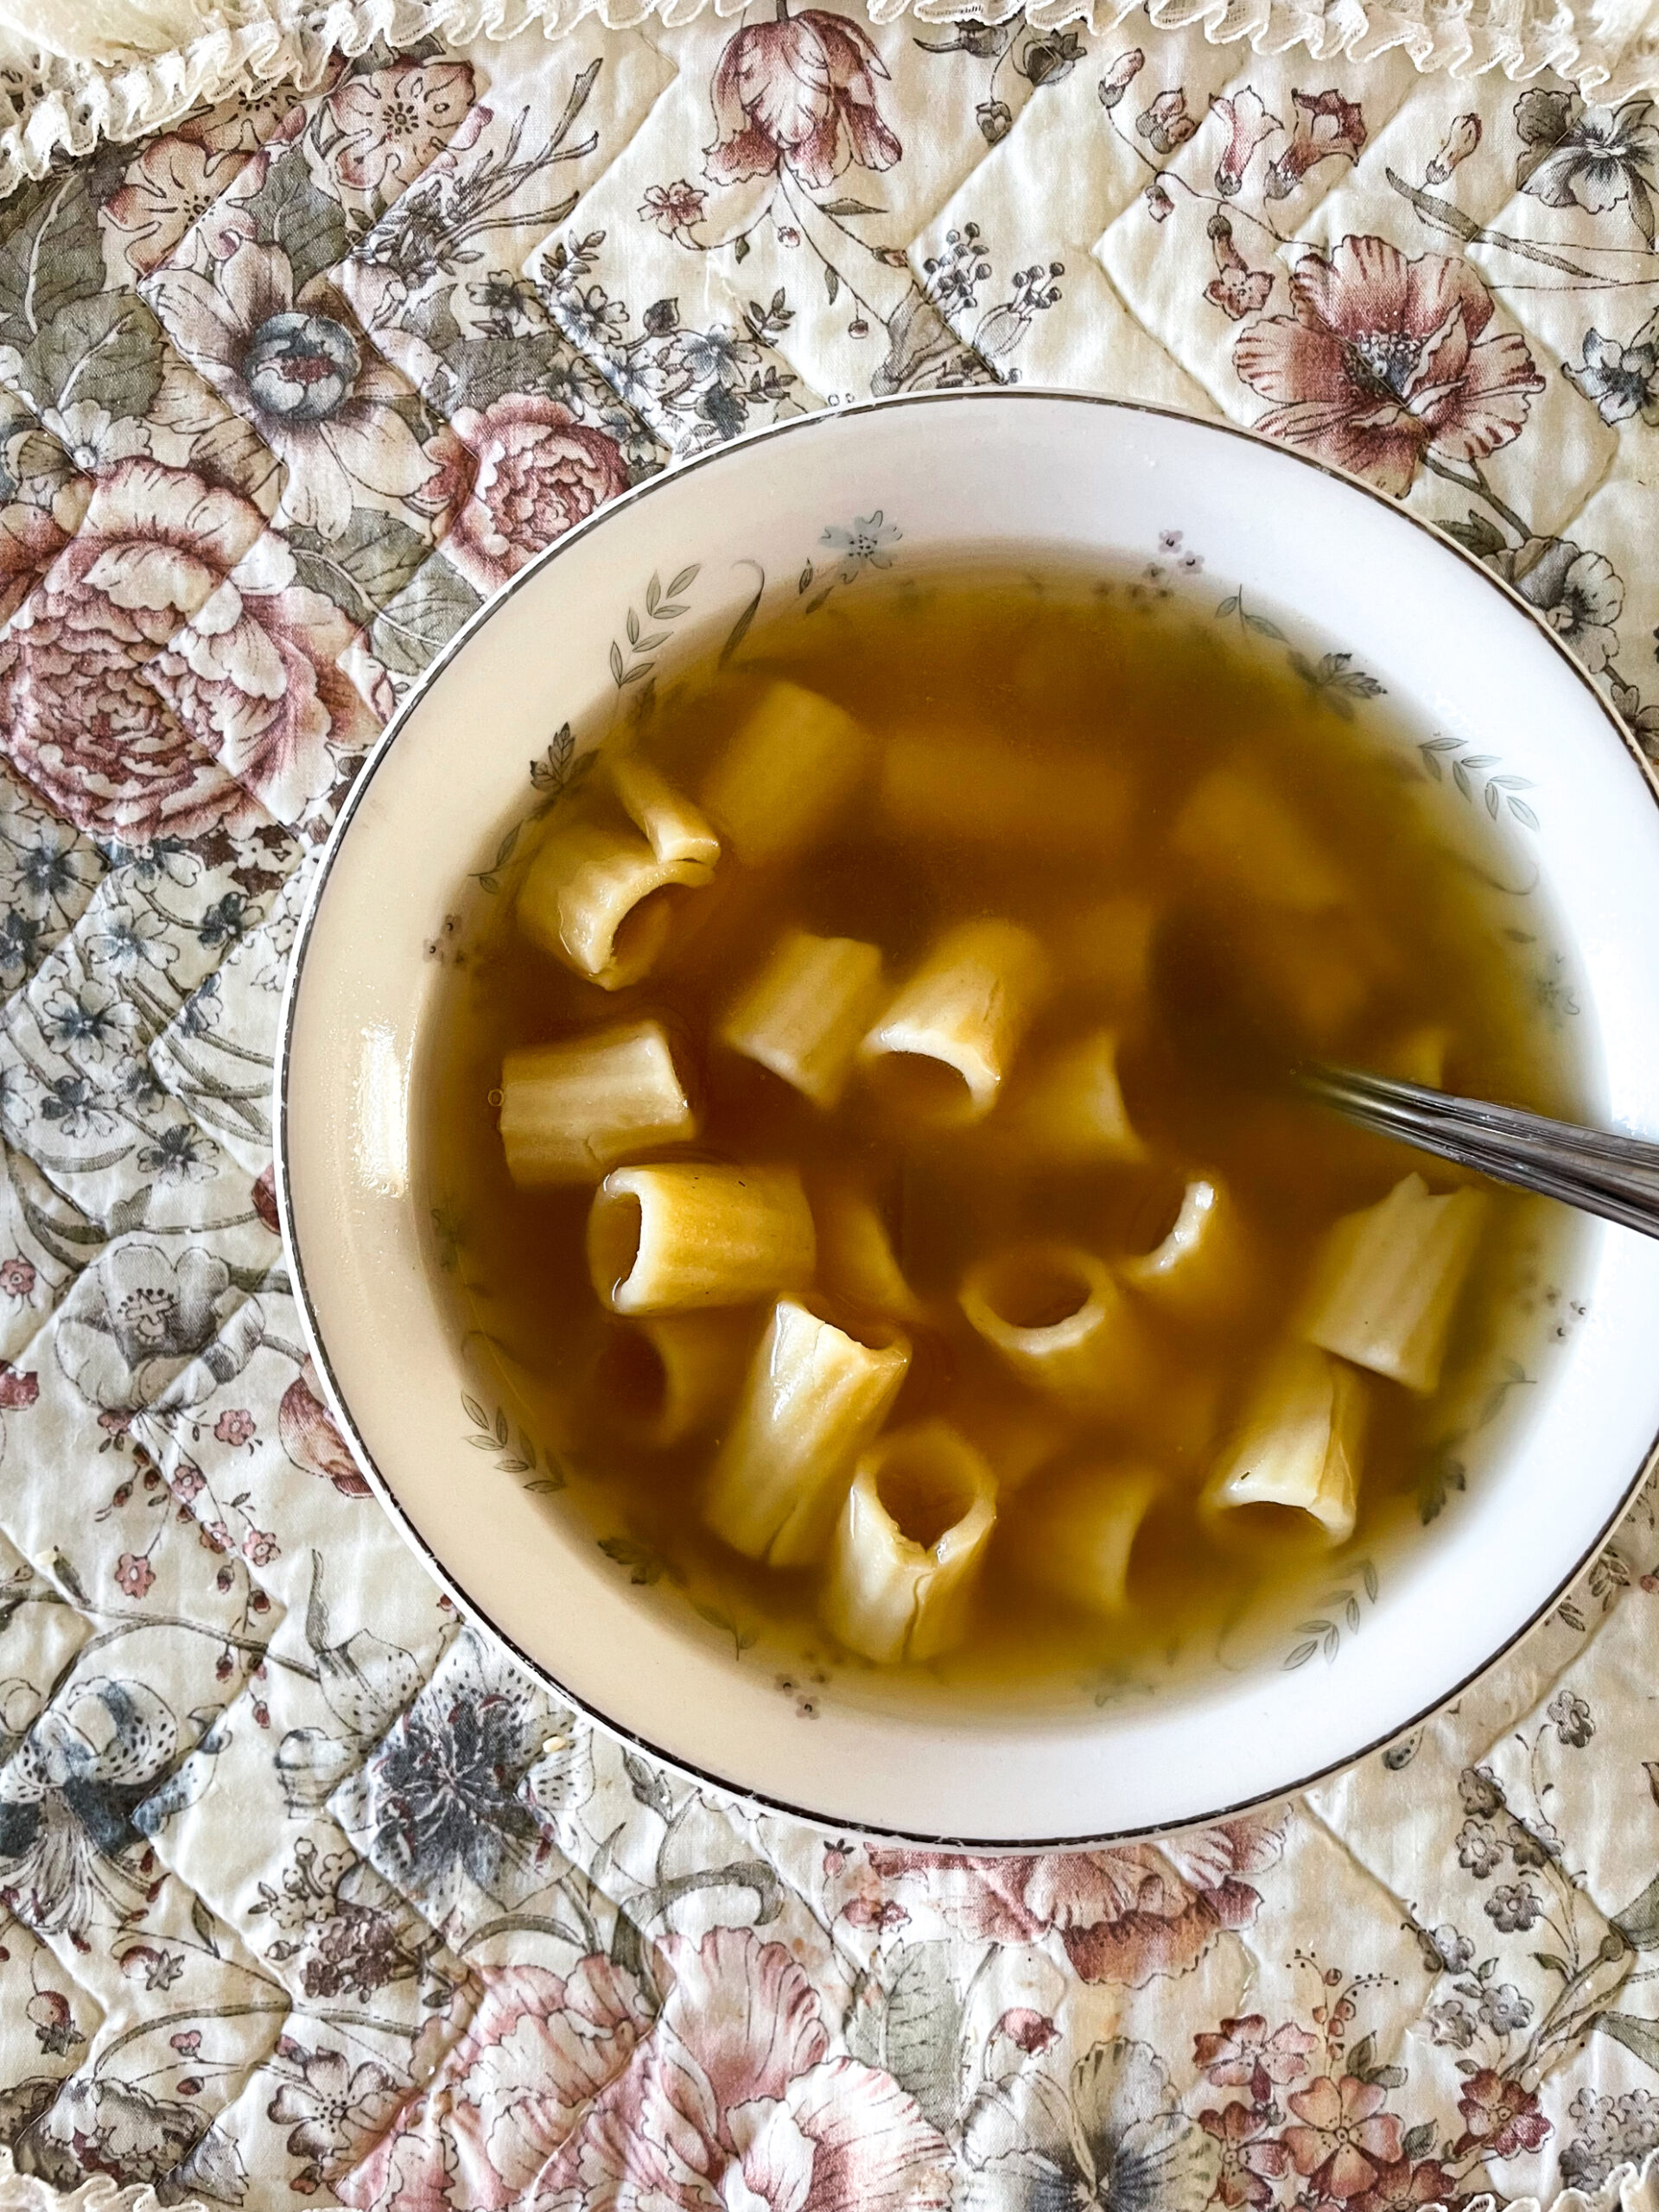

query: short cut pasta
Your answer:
[518,816,714,991]
[860,919,1052,1124]
[721,931,885,1109]
[587,1162,815,1313]
[499,1022,696,1186]
[702,1298,911,1567]
[701,680,873,864]
[822,1421,997,1662]
[961,1243,1152,1413]
[431,563,1566,1687]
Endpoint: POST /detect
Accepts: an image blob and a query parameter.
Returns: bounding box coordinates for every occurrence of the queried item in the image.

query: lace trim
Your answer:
[0,0,1656,201]
[0,2151,204,2212]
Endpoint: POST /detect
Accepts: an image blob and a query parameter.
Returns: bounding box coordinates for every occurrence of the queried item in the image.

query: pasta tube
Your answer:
[1202,1343,1368,1543]
[859,919,1051,1123]
[815,1181,926,1323]
[1300,1172,1488,1394]
[1170,767,1344,912]
[821,1421,996,1662]
[720,931,885,1109]
[518,817,712,990]
[588,1162,815,1313]
[1004,1461,1161,1616]
[596,1312,753,1447]
[1120,1176,1256,1323]
[877,730,1133,853]
[702,681,872,864]
[1006,1028,1145,1162]
[499,1021,696,1186]
[961,1243,1151,1410]
[1053,894,1156,1011]
[703,1297,911,1565]
[610,752,721,870]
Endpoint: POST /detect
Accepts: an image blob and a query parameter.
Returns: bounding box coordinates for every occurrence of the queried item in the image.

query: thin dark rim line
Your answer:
[275,385,1659,1853]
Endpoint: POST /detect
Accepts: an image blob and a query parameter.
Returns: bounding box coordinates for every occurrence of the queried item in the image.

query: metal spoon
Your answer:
[1299,1065,1659,1241]
[1147,910,1659,1239]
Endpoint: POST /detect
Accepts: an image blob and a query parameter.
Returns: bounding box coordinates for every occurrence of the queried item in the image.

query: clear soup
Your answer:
[421,567,1579,1696]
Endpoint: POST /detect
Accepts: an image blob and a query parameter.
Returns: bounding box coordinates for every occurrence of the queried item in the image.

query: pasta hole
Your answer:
[1219,1501,1331,1553]
[610,887,682,976]
[589,1191,643,1299]
[1122,1173,1191,1261]
[981,1251,1093,1332]
[832,1308,907,1355]
[876,1447,973,1551]
[865,1051,975,1122]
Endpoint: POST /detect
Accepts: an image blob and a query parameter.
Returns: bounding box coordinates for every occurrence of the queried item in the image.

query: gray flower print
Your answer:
[1565,326,1659,425]
[1548,1689,1594,1746]
[1457,1819,1505,1878]
[1485,1881,1543,1932]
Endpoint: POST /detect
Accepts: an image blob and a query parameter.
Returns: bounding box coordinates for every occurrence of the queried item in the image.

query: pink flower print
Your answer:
[1194,2013,1318,2098]
[243,1527,280,1567]
[1136,87,1198,156]
[868,1816,1284,1987]
[113,1551,155,1599]
[323,63,477,195]
[0,1258,35,1298]
[1264,89,1367,197]
[1234,235,1544,496]
[338,1935,953,2212]
[1211,86,1282,196]
[1097,48,1144,111]
[1204,2100,1291,2207]
[704,10,901,192]
[0,505,72,629]
[995,2007,1059,2056]
[434,395,629,598]
[1205,213,1274,320]
[213,1408,255,1446]
[540,1929,950,2211]
[99,135,248,280]
[171,1462,205,1503]
[1427,113,1482,184]
[639,180,708,235]
[1285,2075,1405,2199]
[199,1519,232,1554]
[336,1957,656,2210]
[0,460,379,839]
[841,1896,909,1931]
[1351,2157,1460,2212]
[0,1364,38,1408]
[279,1362,370,1497]
[252,1165,281,1236]
[1452,2069,1552,2158]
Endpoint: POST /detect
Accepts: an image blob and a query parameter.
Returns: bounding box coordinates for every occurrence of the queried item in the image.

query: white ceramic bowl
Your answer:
[278,390,1659,1846]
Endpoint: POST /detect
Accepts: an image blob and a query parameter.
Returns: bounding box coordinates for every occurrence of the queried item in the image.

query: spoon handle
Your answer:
[1300,1066,1659,1243]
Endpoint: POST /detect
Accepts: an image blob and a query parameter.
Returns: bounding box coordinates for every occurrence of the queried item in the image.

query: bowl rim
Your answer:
[276,385,1659,1847]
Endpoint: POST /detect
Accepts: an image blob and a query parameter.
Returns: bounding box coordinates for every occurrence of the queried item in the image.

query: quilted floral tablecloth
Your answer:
[7,10,1659,2211]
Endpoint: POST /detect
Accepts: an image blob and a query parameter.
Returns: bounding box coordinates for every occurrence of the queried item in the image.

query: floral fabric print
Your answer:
[1231,237,1545,498]
[3,16,1659,2212]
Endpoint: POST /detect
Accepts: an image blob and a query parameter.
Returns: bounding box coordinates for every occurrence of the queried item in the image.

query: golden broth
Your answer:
[420,569,1579,1695]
